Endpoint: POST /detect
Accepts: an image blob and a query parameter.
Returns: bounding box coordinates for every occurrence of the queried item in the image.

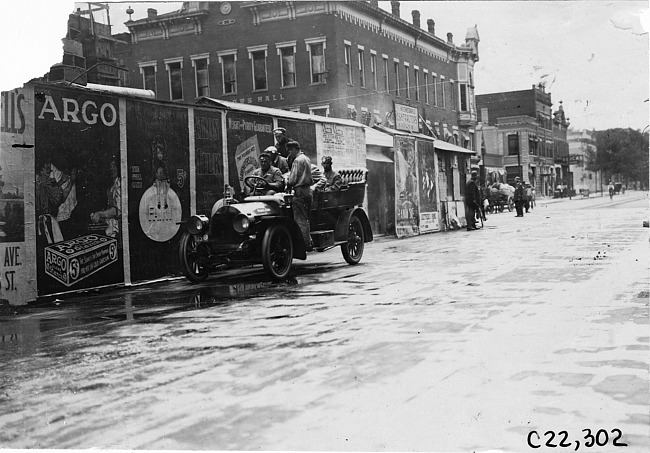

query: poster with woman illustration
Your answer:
[394,135,419,238]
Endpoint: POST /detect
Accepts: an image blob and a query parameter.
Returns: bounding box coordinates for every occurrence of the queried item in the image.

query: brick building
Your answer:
[113,1,479,149]
[476,84,570,197]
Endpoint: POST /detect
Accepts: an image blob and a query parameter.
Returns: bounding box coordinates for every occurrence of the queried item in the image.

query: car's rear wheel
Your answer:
[507,196,514,212]
[262,224,293,280]
[179,231,209,282]
[341,214,364,264]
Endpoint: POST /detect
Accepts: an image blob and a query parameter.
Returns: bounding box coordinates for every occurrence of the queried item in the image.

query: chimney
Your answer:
[147,8,157,19]
[411,10,420,28]
[427,19,435,34]
[391,1,400,18]
[447,32,453,44]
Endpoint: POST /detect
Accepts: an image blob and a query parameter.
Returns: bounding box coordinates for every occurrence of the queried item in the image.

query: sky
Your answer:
[1,1,648,132]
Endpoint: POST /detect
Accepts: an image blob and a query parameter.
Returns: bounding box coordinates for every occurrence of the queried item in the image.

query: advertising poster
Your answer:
[33,85,124,296]
[225,112,274,199]
[316,123,365,168]
[277,119,316,162]
[1,87,36,304]
[126,100,190,282]
[194,109,224,215]
[394,135,419,238]
[234,136,261,191]
[417,140,440,232]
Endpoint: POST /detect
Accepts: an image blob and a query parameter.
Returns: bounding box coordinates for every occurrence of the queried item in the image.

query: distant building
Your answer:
[476,84,570,197]
[113,1,479,146]
[567,129,600,194]
[48,4,127,86]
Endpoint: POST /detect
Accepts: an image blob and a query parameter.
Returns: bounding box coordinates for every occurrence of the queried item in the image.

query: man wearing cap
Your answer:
[464,170,481,231]
[273,127,293,160]
[287,141,314,250]
[321,156,342,191]
[266,145,289,174]
[513,176,526,217]
[244,152,284,196]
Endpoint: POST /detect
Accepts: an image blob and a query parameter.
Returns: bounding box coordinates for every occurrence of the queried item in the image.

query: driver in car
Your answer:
[244,152,284,196]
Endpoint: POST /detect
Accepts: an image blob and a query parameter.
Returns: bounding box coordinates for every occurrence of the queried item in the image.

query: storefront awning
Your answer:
[364,126,394,147]
[433,139,475,154]
[366,148,393,163]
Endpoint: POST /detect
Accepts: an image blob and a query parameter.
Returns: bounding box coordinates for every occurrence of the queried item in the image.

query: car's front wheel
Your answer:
[341,214,365,265]
[262,223,293,280]
[179,231,209,282]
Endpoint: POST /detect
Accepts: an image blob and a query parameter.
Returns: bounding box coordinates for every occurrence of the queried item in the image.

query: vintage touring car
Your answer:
[178,168,373,282]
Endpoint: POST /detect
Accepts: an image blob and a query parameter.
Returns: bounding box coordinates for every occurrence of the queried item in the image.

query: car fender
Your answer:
[334,207,373,243]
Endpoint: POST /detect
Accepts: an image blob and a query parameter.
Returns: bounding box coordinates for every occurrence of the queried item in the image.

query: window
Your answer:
[217,50,237,94]
[414,66,420,101]
[370,51,377,90]
[404,63,410,99]
[358,46,366,88]
[344,42,352,85]
[529,136,538,155]
[383,55,389,92]
[440,76,446,108]
[191,54,210,98]
[309,104,329,116]
[139,62,157,93]
[424,71,429,104]
[459,83,468,111]
[248,45,268,91]
[508,134,520,156]
[277,42,297,88]
[164,57,184,100]
[450,80,455,110]
[306,38,326,84]
[394,59,400,96]
[432,74,438,106]
[361,107,371,125]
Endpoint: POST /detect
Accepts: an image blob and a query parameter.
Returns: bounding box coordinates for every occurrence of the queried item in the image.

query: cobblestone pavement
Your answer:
[1,191,648,451]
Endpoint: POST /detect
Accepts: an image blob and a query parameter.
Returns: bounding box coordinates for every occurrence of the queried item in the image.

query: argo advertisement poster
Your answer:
[126,100,190,282]
[33,85,124,296]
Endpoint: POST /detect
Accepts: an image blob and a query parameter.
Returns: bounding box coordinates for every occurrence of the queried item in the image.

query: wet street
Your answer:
[1,191,648,452]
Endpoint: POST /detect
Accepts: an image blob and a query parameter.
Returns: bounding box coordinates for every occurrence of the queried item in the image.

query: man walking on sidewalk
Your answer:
[465,170,481,230]
[514,176,526,217]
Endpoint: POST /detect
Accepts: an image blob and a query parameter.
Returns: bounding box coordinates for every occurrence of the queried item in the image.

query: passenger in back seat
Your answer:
[321,156,342,191]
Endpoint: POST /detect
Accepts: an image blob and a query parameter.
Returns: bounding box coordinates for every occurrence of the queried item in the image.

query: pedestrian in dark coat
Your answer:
[465,170,481,231]
[514,176,526,217]
[273,127,294,159]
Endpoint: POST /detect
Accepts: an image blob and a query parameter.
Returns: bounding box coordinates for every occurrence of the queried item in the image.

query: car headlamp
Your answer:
[233,213,251,234]
[188,214,209,235]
